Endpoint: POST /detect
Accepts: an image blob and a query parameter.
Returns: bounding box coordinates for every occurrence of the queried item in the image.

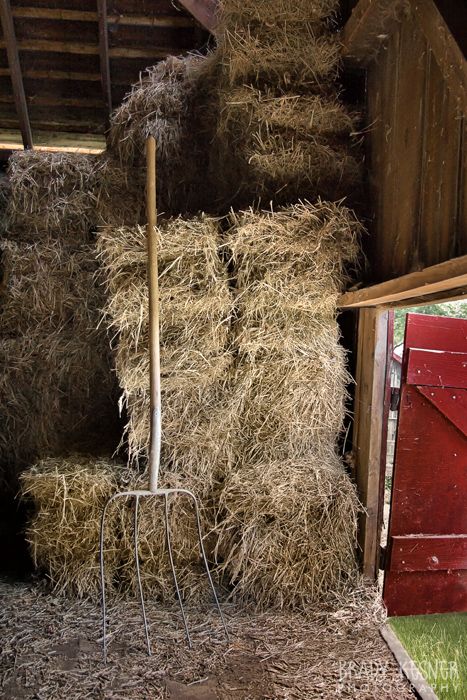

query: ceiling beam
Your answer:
[96,0,112,130]
[11,7,194,27]
[0,39,177,59]
[177,0,217,33]
[338,254,467,308]
[0,0,33,149]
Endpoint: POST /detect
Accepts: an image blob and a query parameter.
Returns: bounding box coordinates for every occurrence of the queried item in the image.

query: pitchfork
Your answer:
[99,136,229,662]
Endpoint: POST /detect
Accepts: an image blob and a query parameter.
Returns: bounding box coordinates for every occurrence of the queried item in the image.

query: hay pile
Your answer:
[108,54,219,218]
[5,150,100,243]
[211,0,361,209]
[214,202,362,608]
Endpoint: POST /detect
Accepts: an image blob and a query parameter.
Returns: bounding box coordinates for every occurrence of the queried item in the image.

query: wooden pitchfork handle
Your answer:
[146,136,161,493]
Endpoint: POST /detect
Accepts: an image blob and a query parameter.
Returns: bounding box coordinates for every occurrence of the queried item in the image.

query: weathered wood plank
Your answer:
[0,0,32,148]
[178,0,217,32]
[342,0,405,65]
[339,254,467,307]
[352,308,389,578]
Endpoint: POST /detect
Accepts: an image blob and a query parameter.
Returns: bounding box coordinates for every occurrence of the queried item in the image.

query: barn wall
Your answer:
[363,6,466,284]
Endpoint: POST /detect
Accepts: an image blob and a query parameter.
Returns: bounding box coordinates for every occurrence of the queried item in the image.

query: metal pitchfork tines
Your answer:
[99,136,229,663]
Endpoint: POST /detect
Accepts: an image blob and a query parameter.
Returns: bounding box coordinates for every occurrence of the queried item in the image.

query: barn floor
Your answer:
[0,578,413,699]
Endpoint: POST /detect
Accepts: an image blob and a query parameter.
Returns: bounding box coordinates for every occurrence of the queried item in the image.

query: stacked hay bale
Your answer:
[20,457,123,597]
[97,216,233,600]
[212,0,361,209]
[215,202,362,608]
[0,151,119,487]
[107,54,220,220]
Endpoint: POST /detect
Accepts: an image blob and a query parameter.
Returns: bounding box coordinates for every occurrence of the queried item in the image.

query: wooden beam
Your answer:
[0,39,176,59]
[0,128,105,153]
[341,0,405,65]
[339,254,467,308]
[11,7,194,27]
[412,0,467,114]
[177,0,217,33]
[96,0,112,129]
[0,0,33,149]
[353,308,390,579]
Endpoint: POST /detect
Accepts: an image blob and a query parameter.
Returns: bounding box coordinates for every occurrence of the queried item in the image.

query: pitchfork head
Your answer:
[99,487,229,663]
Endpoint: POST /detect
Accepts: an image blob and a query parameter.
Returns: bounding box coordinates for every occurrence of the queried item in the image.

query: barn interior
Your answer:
[0,0,465,698]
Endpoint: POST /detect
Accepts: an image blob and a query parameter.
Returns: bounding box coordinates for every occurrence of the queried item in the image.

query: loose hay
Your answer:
[20,457,122,597]
[215,86,361,207]
[216,452,360,609]
[6,151,99,242]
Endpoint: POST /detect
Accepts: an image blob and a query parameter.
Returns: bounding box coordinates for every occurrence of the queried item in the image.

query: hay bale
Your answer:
[6,151,100,242]
[116,471,220,602]
[97,218,233,474]
[215,86,361,207]
[20,457,122,597]
[0,239,100,336]
[108,54,219,216]
[94,156,145,228]
[216,24,340,90]
[215,452,360,609]
[216,0,340,29]
[0,332,118,476]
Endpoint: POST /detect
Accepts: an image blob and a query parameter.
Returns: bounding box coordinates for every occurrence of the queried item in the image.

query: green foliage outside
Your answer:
[394,301,467,346]
[389,613,467,700]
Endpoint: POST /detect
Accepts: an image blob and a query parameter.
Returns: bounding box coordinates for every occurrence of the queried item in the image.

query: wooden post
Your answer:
[0,0,33,149]
[353,308,390,578]
[96,0,112,132]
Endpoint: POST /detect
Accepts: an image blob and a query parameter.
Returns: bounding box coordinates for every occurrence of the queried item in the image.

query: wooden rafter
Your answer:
[0,0,33,149]
[341,0,405,64]
[96,0,112,130]
[178,0,217,33]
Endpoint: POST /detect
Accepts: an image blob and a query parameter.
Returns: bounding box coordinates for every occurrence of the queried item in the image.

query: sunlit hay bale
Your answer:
[117,471,221,602]
[216,0,340,29]
[0,239,101,337]
[20,457,123,597]
[216,24,340,91]
[97,218,234,471]
[231,343,350,461]
[6,151,99,242]
[124,369,235,481]
[94,156,145,227]
[215,452,361,609]
[109,54,219,215]
[215,86,361,207]
[0,332,119,473]
[227,202,361,295]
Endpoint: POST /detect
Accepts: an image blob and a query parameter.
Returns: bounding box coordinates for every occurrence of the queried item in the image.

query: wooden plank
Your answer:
[389,535,467,572]
[0,39,176,58]
[404,313,467,353]
[406,349,467,389]
[352,308,389,578]
[412,0,467,115]
[418,386,467,438]
[0,127,105,152]
[10,7,194,27]
[0,0,32,149]
[178,0,217,32]
[341,0,405,65]
[381,625,439,700]
[96,0,112,129]
[338,254,467,308]
[390,14,427,274]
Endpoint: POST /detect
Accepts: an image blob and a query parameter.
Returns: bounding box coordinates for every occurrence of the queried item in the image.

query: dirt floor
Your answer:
[0,577,414,699]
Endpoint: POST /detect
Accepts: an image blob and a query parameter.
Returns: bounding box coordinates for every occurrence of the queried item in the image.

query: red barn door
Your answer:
[383,313,467,616]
